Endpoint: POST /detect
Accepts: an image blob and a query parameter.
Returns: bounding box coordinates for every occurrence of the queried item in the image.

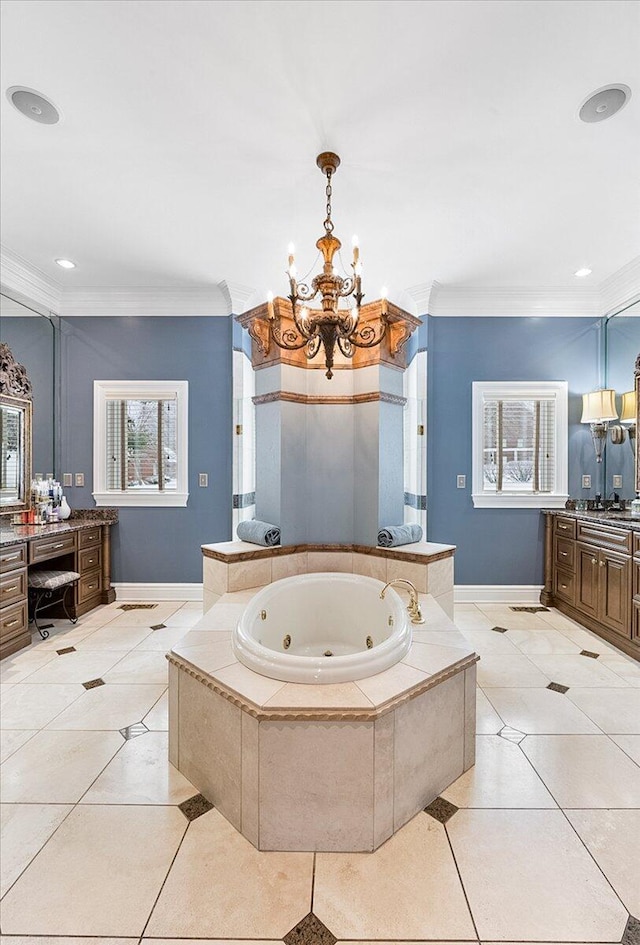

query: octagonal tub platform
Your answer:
[167,588,478,852]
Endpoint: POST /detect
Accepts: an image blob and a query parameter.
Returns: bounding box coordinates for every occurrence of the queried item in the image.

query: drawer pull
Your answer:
[2,585,18,593]
[86,582,97,590]
[561,584,568,589]
[591,558,597,564]
[3,554,20,562]
[561,552,568,557]
[5,618,19,628]
[559,524,568,530]
[599,561,605,567]
[53,543,65,549]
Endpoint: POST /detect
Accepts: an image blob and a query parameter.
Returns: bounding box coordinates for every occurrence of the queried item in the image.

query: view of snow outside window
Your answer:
[482,398,555,493]
[106,398,177,491]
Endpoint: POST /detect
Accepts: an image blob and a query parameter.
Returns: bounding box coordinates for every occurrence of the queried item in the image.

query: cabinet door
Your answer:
[576,544,599,618]
[598,551,631,638]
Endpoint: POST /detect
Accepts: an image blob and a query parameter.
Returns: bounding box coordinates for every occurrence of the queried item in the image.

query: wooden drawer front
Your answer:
[599,552,631,639]
[0,569,27,608]
[635,533,640,557]
[79,546,102,575]
[635,560,640,599]
[576,521,632,554]
[554,517,577,539]
[78,570,102,604]
[30,532,77,564]
[554,567,575,605]
[633,600,640,642]
[577,545,600,617]
[554,537,575,571]
[0,544,27,574]
[0,600,28,645]
[79,527,102,549]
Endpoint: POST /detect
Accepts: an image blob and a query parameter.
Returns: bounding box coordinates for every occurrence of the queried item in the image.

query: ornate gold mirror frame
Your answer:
[0,342,33,515]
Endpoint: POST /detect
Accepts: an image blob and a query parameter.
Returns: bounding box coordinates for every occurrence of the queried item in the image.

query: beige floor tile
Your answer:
[313,814,475,939]
[566,809,640,916]
[477,655,550,688]
[0,729,37,763]
[103,602,185,629]
[21,650,126,685]
[0,939,137,945]
[610,734,640,765]
[527,653,630,688]
[143,941,276,945]
[536,608,586,631]
[507,628,582,655]
[554,625,621,654]
[37,621,111,649]
[135,624,194,650]
[476,688,504,733]
[77,624,154,650]
[143,689,168,730]
[521,734,640,807]
[442,735,556,808]
[0,803,72,897]
[145,808,313,938]
[459,629,521,655]
[597,653,640,687]
[81,731,194,804]
[452,611,495,630]
[0,650,57,684]
[474,607,553,630]
[0,683,85,729]
[163,606,205,628]
[448,808,628,942]
[567,687,640,733]
[102,649,169,685]
[45,683,166,731]
[483,688,600,734]
[0,805,187,936]
[0,729,123,802]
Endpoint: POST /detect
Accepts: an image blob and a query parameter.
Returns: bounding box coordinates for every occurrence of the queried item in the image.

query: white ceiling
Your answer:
[1,0,639,313]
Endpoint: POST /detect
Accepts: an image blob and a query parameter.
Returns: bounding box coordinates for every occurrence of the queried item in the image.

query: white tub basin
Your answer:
[232,572,411,684]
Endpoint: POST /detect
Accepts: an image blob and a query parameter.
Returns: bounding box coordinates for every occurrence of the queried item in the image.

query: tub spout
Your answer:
[380,579,425,625]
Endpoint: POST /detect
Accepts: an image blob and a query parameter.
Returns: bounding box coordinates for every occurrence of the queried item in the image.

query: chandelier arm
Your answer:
[288,295,315,340]
[347,319,388,349]
[305,335,322,360]
[337,336,355,359]
[293,282,316,302]
[337,277,356,297]
[271,316,311,351]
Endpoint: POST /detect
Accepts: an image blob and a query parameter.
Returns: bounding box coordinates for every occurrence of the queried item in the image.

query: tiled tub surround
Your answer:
[169,591,477,852]
[201,539,455,617]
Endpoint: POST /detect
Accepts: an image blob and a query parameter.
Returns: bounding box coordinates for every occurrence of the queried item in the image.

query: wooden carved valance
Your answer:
[0,342,33,399]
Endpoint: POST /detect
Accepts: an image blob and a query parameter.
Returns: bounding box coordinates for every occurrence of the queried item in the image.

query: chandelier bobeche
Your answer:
[267,151,387,379]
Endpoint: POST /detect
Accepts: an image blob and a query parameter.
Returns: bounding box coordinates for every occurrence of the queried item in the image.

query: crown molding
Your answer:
[59,285,229,316]
[0,244,62,314]
[600,256,640,316]
[219,280,257,315]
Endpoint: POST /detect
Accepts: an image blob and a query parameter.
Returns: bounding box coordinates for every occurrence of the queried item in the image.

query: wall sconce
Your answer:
[580,389,618,462]
[619,390,636,453]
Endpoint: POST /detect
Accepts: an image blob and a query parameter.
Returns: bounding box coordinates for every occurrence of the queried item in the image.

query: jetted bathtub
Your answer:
[232,572,411,683]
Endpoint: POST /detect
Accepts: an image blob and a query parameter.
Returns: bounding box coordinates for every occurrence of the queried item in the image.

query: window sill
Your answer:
[472,494,569,509]
[93,491,189,508]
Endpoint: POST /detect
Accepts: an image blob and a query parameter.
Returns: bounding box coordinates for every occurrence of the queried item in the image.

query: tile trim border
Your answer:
[253,390,407,407]
[201,542,455,565]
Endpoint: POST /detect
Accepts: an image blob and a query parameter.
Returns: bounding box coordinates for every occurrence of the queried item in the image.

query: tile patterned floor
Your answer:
[1,597,639,943]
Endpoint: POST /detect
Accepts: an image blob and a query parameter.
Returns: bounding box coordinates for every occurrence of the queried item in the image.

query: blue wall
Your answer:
[427,316,603,586]
[58,316,232,584]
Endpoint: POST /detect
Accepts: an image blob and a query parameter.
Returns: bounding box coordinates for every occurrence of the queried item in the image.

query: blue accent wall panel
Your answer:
[427,316,602,586]
[58,316,232,584]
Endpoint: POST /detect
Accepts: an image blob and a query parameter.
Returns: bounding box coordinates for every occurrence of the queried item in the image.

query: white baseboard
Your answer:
[454,585,544,604]
[112,583,203,602]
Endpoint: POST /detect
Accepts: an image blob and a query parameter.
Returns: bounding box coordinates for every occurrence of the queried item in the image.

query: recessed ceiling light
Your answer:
[6,86,60,124]
[55,258,76,269]
[579,85,631,123]
[574,268,592,278]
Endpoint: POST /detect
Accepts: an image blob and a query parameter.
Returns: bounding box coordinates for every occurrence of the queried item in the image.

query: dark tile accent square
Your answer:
[622,916,640,945]
[57,646,76,655]
[510,605,549,613]
[83,677,105,690]
[284,912,337,945]
[547,681,570,694]
[491,625,509,633]
[119,721,149,740]
[118,603,158,611]
[178,793,214,821]
[580,649,600,659]
[150,623,166,631]
[424,796,458,824]
[499,726,526,744]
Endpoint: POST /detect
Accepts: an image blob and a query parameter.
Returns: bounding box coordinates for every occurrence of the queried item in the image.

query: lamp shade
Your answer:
[620,390,636,423]
[581,389,618,423]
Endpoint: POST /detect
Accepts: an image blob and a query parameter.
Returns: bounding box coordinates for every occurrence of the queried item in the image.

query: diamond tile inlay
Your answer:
[424,796,459,824]
[580,649,600,659]
[622,916,640,945]
[499,725,526,744]
[547,681,570,694]
[57,646,76,655]
[491,625,509,633]
[150,623,166,630]
[178,793,214,821]
[284,912,337,945]
[510,605,549,612]
[119,721,149,740]
[83,677,105,690]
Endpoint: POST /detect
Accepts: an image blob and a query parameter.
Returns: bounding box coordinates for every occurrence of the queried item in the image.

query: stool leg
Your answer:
[29,588,51,640]
[61,584,78,626]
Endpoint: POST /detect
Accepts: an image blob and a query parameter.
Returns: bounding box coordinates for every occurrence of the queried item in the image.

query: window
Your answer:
[472,381,568,508]
[93,381,188,507]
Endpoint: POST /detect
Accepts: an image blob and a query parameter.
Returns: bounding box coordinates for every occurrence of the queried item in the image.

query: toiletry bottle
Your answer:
[631,495,640,518]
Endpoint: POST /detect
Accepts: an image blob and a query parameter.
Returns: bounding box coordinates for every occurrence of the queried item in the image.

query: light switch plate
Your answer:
[198,473,208,488]
[456,474,466,489]
[612,474,623,489]
[75,473,85,487]
[63,473,73,487]
[582,475,591,489]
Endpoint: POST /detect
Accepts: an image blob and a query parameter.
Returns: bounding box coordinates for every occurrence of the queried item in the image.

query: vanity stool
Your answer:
[28,569,80,640]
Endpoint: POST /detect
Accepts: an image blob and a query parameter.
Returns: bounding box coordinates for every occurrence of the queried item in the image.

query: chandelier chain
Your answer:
[323,170,334,234]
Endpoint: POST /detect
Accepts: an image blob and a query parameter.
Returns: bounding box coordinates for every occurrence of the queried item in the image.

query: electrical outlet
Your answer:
[612,474,623,489]
[63,473,73,487]
[75,473,85,487]
[198,473,209,488]
[582,474,591,489]
[456,474,466,489]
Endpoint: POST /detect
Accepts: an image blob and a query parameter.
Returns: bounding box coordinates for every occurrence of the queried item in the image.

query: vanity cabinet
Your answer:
[543,512,637,659]
[0,542,29,659]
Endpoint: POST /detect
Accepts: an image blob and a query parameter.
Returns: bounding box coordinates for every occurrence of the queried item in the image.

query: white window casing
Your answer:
[93,380,189,507]
[471,380,569,509]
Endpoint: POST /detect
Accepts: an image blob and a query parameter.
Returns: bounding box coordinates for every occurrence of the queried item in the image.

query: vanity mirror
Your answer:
[603,301,640,497]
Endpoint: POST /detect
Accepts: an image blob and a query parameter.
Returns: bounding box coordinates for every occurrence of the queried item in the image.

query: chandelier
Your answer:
[267,152,387,379]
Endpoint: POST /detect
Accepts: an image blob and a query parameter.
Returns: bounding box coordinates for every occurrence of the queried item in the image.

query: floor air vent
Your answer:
[510,606,549,613]
[118,603,159,611]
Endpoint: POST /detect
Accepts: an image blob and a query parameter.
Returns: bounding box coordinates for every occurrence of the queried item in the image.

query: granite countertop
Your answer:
[0,510,118,548]
[202,539,456,564]
[544,508,640,532]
